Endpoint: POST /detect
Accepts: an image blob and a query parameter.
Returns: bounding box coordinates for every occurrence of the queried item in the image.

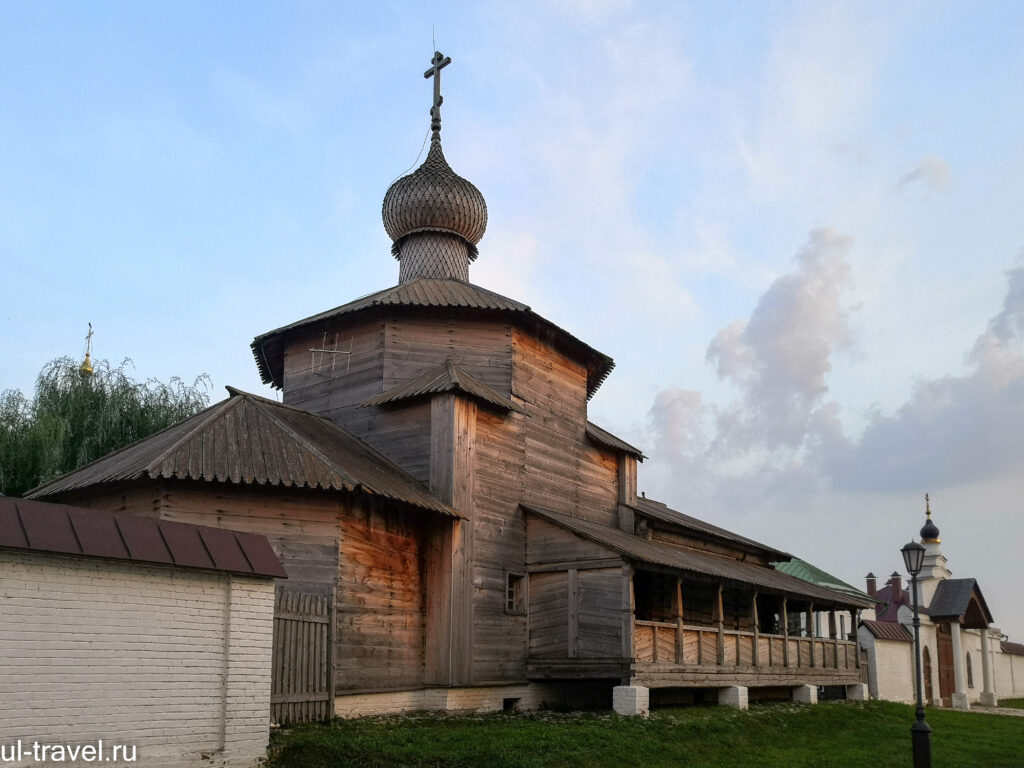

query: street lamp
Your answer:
[901,539,931,768]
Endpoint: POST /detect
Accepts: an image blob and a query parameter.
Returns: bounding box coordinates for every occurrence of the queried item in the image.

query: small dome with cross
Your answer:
[381,137,488,251]
[382,51,488,284]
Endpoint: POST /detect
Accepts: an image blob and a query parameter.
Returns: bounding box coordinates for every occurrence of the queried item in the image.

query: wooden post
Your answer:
[854,610,861,668]
[715,583,724,666]
[675,575,684,664]
[829,610,838,668]
[782,597,790,668]
[751,591,760,667]
[808,602,815,667]
[621,563,634,660]
[426,393,477,686]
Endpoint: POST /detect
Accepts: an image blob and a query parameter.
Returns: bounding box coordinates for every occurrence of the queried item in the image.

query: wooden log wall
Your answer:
[333,499,427,692]
[89,481,429,694]
[512,329,619,530]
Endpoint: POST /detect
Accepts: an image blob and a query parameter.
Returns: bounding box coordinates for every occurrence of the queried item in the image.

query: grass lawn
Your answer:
[266,700,1023,768]
[1000,698,1024,710]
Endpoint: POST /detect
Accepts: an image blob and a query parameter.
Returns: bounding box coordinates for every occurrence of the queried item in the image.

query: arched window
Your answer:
[967,653,974,688]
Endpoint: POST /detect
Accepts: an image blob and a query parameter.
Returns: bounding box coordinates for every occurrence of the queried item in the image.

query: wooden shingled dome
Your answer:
[382,138,488,258]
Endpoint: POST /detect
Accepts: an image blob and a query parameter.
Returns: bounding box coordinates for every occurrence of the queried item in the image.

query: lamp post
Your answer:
[901,540,931,768]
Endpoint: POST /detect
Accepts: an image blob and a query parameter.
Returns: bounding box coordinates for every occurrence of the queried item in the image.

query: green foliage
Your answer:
[0,357,210,497]
[266,701,1024,768]
[999,697,1024,710]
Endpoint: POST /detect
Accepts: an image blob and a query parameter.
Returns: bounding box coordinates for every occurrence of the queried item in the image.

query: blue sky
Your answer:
[3,2,1023,639]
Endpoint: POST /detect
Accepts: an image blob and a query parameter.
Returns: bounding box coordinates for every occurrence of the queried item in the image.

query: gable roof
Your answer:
[361,358,524,414]
[860,619,913,643]
[633,496,789,561]
[524,504,873,608]
[27,387,456,517]
[250,278,615,399]
[773,557,873,603]
[0,496,287,578]
[585,421,645,460]
[928,578,994,627]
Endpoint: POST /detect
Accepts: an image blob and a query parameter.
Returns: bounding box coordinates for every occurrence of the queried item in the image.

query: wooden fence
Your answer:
[271,587,335,725]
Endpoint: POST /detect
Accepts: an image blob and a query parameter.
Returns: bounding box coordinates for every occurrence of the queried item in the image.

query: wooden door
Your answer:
[922,646,932,702]
[936,624,954,707]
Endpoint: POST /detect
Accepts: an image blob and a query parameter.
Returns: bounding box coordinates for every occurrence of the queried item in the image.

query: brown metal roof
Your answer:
[860,619,913,642]
[585,421,645,460]
[250,278,615,399]
[27,387,457,518]
[0,496,287,578]
[524,504,873,608]
[362,357,525,414]
[1001,640,1024,657]
[633,497,790,561]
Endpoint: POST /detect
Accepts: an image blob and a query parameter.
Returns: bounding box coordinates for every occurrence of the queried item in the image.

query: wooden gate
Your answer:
[271,587,336,725]
[936,624,954,707]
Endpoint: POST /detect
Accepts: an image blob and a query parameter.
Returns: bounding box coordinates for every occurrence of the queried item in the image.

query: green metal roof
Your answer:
[772,557,872,603]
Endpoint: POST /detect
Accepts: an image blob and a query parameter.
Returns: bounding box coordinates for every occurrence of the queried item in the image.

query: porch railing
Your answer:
[633,620,858,670]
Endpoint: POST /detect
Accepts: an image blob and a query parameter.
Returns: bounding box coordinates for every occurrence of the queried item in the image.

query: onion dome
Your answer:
[382,51,487,284]
[382,138,488,250]
[920,493,941,542]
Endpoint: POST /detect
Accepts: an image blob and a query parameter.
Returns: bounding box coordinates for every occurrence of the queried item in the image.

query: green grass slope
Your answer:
[266,701,1023,768]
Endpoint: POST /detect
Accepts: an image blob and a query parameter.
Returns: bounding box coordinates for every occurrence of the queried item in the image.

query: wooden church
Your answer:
[28,52,871,719]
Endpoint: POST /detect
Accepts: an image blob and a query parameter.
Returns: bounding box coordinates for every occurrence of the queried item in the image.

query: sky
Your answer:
[2,2,1023,640]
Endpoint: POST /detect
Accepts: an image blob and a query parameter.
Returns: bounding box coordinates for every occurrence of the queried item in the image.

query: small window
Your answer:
[967,653,974,688]
[506,573,525,614]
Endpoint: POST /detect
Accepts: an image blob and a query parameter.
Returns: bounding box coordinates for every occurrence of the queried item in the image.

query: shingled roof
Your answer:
[28,387,456,517]
[585,421,645,460]
[0,496,287,578]
[524,504,873,608]
[361,358,524,414]
[928,578,994,627]
[632,496,790,561]
[250,277,615,399]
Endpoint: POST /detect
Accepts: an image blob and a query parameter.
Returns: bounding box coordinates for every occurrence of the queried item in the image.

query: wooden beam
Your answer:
[621,563,634,662]
[782,597,790,668]
[716,583,725,666]
[675,575,684,664]
[751,591,760,667]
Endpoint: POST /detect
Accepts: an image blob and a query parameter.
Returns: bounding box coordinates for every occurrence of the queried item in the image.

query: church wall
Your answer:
[334,498,428,692]
[470,405,529,682]
[511,328,619,529]
[383,311,514,396]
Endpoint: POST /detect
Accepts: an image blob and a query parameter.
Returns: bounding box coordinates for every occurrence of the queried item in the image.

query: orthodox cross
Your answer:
[424,51,452,137]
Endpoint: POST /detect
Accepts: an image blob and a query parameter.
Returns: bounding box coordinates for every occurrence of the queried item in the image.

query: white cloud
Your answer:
[896,157,950,193]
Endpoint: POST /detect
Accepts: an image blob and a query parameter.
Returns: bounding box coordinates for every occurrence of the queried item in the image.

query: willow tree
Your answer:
[0,357,210,497]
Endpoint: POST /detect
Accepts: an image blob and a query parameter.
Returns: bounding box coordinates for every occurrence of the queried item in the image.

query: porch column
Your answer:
[751,592,760,667]
[782,598,790,667]
[808,602,815,668]
[979,627,997,706]
[715,584,724,665]
[950,621,970,709]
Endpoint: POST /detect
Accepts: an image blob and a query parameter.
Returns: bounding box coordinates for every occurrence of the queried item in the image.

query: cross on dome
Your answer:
[424,51,452,138]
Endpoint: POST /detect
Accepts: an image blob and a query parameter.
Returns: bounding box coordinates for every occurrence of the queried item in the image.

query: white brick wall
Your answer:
[0,550,274,768]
